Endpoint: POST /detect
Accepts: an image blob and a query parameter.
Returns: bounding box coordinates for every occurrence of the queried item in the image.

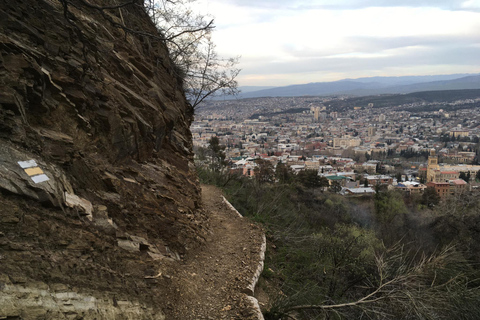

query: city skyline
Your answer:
[192,0,480,87]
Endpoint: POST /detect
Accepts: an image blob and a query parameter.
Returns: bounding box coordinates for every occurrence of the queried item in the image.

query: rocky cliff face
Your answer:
[0,0,206,318]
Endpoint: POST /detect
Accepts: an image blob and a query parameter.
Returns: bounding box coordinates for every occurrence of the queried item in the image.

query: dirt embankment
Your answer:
[161,185,265,320]
[0,183,265,319]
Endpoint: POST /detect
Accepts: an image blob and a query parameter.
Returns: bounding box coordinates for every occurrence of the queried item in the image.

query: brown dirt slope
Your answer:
[162,184,265,320]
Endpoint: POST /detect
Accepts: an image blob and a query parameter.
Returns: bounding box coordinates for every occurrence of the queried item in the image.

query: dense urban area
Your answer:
[193,90,480,196]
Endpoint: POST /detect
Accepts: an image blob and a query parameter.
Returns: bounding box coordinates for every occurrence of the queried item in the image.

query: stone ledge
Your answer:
[0,283,165,320]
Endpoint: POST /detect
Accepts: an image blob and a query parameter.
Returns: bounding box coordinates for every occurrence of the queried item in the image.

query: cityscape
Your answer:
[3,0,480,319]
[193,91,480,197]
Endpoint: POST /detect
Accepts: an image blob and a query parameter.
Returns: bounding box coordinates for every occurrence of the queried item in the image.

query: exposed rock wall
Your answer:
[0,0,205,318]
[1,282,165,320]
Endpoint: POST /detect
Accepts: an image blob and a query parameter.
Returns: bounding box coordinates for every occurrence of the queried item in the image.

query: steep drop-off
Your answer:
[0,0,208,318]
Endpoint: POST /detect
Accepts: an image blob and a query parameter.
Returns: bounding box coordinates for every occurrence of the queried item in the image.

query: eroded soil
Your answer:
[162,185,265,320]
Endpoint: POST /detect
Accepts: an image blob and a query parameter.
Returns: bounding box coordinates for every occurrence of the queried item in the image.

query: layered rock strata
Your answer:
[0,0,205,318]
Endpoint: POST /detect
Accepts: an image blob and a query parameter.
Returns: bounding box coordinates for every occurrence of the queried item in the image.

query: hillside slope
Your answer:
[0,1,263,319]
[236,74,480,98]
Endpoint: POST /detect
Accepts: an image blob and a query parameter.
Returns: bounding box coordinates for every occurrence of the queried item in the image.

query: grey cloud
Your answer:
[221,0,476,11]
[308,0,467,10]
[344,35,480,54]
[240,43,480,76]
[276,34,480,60]
[346,35,479,52]
[220,0,304,9]
[214,0,480,82]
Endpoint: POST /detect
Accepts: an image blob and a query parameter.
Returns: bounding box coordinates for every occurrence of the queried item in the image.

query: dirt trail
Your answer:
[163,185,265,319]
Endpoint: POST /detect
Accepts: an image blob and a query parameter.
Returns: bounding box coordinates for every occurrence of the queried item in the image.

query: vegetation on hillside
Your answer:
[197,163,480,319]
[327,89,480,112]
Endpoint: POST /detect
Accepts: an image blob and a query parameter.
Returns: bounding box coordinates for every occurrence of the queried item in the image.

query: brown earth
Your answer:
[0,183,265,319]
[161,184,265,320]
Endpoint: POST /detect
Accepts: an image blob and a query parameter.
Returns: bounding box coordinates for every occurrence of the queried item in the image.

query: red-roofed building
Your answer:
[427,179,468,198]
[449,179,468,195]
[427,182,450,198]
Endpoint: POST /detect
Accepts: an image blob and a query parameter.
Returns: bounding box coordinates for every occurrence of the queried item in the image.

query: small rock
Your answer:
[1,215,20,224]
[221,305,232,311]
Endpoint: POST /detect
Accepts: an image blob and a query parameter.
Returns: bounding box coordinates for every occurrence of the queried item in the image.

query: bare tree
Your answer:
[269,244,480,320]
[59,0,240,108]
[144,0,240,108]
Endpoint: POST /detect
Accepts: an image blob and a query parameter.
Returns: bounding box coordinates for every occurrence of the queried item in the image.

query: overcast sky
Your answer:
[191,0,480,87]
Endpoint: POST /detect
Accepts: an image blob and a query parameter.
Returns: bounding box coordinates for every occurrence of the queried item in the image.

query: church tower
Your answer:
[427,149,439,182]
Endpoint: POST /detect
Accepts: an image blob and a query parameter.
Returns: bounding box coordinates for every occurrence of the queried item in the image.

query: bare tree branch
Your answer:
[59,0,240,109]
[281,243,476,319]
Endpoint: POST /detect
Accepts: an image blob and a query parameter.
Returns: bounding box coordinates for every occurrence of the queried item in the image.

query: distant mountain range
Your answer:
[228,74,480,99]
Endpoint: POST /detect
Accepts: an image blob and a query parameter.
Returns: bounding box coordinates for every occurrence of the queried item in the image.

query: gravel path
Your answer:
[163,185,265,319]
